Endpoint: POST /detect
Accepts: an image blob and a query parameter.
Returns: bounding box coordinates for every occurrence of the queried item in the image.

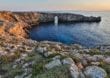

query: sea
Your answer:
[29,11,110,48]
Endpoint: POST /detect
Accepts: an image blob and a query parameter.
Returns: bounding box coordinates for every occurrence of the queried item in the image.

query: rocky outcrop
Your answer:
[39,12,101,23]
[13,12,101,24]
[0,11,101,38]
[0,38,109,78]
[0,11,40,38]
[0,11,18,22]
[13,12,40,25]
[84,66,107,78]
[9,22,29,38]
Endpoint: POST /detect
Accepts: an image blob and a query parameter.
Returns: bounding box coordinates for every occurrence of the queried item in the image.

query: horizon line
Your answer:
[0,9,110,12]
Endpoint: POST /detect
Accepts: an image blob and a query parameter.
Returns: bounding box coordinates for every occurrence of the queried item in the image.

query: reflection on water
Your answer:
[29,11,110,47]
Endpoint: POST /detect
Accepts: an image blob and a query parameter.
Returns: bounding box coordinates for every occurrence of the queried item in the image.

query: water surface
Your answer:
[30,11,110,47]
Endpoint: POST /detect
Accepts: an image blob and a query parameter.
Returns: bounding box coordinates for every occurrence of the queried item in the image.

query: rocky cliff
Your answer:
[0,11,41,38]
[39,12,101,23]
[0,11,101,38]
[0,11,110,78]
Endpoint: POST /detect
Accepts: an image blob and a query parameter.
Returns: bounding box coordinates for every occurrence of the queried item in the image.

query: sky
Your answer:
[0,0,110,11]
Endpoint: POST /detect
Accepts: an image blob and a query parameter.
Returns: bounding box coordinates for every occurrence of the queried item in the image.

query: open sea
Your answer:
[29,11,110,48]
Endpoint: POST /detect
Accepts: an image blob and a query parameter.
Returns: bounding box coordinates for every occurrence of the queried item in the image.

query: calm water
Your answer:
[29,11,110,47]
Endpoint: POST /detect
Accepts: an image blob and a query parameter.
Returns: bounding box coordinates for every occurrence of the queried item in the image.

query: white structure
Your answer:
[54,16,58,26]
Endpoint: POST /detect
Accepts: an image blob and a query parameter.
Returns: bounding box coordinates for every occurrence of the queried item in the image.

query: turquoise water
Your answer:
[29,11,110,47]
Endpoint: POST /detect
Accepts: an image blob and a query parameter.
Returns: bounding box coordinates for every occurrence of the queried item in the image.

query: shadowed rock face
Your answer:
[0,11,101,38]
[39,12,101,23]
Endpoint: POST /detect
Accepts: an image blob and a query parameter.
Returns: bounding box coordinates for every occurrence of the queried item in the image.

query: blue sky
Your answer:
[0,0,110,11]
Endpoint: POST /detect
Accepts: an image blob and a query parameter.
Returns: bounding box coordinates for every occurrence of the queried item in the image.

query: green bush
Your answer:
[33,65,70,78]
[32,61,45,77]
[100,62,110,78]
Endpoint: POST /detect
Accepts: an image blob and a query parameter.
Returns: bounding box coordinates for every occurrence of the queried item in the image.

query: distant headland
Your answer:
[0,11,101,38]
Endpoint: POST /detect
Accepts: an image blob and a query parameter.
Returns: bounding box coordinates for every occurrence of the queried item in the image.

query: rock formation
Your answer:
[0,11,101,38]
[0,11,110,78]
[39,12,101,23]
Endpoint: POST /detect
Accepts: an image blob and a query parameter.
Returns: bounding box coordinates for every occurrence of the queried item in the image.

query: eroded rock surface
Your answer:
[0,11,101,38]
[84,66,107,78]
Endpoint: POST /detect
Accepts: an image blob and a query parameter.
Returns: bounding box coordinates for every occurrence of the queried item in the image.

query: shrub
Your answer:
[100,62,110,78]
[34,65,70,78]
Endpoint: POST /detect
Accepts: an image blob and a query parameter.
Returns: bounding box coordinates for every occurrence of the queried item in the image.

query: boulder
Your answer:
[81,59,88,66]
[69,63,79,78]
[44,51,54,57]
[54,44,62,51]
[15,73,27,78]
[84,66,107,78]
[79,71,85,78]
[62,58,74,65]
[93,55,104,61]
[104,57,110,64]
[76,62,84,70]
[45,59,62,69]
[36,47,45,54]
[25,74,32,78]
[52,55,61,60]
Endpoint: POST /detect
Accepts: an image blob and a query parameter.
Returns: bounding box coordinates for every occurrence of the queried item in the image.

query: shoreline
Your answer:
[0,11,101,38]
[0,35,109,78]
[0,11,110,78]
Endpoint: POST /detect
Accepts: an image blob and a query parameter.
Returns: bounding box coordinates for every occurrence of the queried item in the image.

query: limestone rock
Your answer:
[79,71,85,78]
[15,73,27,78]
[54,44,62,51]
[104,57,110,64]
[69,63,79,78]
[9,22,29,38]
[62,58,74,65]
[52,55,61,60]
[36,47,44,54]
[81,59,88,66]
[76,62,84,70]
[91,62,100,65]
[45,59,62,69]
[44,51,54,57]
[25,74,32,78]
[40,13,101,23]
[84,66,107,78]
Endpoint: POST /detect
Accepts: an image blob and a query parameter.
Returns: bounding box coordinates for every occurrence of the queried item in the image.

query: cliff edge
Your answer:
[0,11,101,38]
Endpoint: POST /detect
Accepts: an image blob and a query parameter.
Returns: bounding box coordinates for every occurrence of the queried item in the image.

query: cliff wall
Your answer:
[0,11,101,38]
[39,12,101,23]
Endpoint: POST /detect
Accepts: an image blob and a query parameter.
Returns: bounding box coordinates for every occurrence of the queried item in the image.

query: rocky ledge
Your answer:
[0,38,109,78]
[0,11,101,38]
[39,12,101,23]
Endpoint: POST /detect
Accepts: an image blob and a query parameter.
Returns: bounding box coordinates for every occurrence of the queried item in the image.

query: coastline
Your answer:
[0,11,101,38]
[0,11,110,78]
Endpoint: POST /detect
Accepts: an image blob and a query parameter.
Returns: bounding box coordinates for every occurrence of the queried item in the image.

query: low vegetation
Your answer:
[33,65,70,78]
[99,62,110,78]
